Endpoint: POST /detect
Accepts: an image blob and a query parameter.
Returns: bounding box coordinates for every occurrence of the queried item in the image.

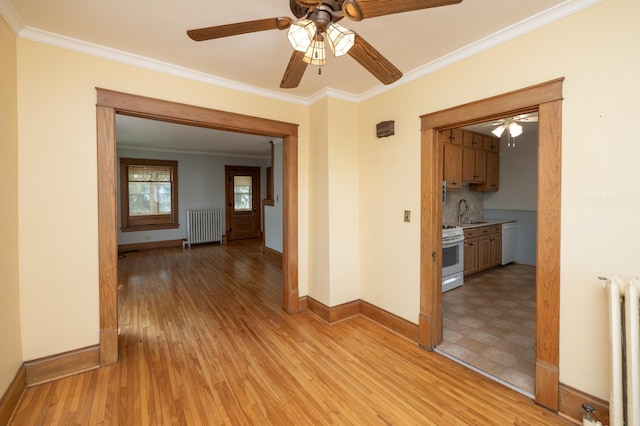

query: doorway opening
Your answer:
[96,88,300,366]
[438,115,539,396]
[418,79,563,411]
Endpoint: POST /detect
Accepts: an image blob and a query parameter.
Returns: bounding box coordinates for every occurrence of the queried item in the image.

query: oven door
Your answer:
[442,239,464,278]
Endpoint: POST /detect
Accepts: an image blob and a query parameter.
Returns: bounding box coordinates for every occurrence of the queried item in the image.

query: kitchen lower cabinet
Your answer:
[463,224,502,276]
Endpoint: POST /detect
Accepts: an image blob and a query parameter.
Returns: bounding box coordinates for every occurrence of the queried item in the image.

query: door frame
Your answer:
[96,88,300,366]
[419,78,563,410]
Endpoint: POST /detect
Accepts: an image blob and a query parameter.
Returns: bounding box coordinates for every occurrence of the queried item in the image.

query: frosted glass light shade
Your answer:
[303,36,326,65]
[491,125,506,138]
[326,23,355,57]
[287,19,316,52]
[508,122,523,137]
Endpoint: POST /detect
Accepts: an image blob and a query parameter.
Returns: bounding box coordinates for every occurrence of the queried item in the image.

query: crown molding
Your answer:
[357,0,602,102]
[16,24,311,106]
[0,0,24,34]
[2,0,601,105]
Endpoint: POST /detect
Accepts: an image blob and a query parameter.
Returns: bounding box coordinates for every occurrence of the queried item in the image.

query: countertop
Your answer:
[446,218,516,229]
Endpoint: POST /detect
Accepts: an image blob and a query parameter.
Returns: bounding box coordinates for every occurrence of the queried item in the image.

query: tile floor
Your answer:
[439,263,536,395]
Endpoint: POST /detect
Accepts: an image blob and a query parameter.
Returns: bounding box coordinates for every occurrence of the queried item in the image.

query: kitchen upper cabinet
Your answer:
[441,129,462,189]
[444,129,499,191]
[443,143,462,189]
[482,135,500,152]
[462,147,487,183]
[471,151,499,192]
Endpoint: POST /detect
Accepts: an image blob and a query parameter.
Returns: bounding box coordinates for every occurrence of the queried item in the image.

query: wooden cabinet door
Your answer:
[474,149,487,182]
[478,234,492,271]
[490,232,502,267]
[485,152,499,191]
[443,143,462,189]
[464,238,478,276]
[462,147,475,182]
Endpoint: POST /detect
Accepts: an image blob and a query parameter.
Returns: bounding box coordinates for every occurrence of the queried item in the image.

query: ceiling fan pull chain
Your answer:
[318,67,322,75]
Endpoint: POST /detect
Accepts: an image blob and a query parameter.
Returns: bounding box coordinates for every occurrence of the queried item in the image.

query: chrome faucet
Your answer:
[457,199,468,225]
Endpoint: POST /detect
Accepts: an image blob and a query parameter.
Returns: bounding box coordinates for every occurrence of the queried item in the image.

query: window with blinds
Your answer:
[120,158,179,231]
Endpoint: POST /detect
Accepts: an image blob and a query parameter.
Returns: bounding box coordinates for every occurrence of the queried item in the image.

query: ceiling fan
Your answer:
[490,113,538,137]
[187,0,463,89]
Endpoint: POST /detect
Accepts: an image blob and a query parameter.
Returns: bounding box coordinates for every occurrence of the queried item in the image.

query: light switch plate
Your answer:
[404,210,411,222]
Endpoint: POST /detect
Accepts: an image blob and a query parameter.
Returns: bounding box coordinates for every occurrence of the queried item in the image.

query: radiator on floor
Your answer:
[606,276,640,426]
[184,209,223,247]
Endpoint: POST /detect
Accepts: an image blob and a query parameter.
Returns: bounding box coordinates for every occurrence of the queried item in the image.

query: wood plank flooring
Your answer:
[10,240,571,425]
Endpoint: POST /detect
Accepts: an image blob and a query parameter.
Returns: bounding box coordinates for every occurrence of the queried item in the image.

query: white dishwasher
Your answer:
[501,222,517,265]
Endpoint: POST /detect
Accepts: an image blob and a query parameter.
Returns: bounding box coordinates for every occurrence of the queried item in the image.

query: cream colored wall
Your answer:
[16,39,309,360]
[306,97,360,306]
[0,15,23,397]
[307,99,330,304]
[357,0,640,400]
[327,98,360,305]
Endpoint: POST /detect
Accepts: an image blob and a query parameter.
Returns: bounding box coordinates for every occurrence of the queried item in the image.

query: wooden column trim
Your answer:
[96,105,119,366]
[534,99,562,410]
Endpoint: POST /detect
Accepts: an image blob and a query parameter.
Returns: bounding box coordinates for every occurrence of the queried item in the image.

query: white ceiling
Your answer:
[3,0,585,152]
[5,0,584,98]
[116,115,275,157]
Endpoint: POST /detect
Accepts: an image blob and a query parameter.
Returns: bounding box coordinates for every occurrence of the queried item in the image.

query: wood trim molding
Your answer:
[559,383,608,425]
[360,301,419,343]
[118,239,184,254]
[24,345,99,386]
[305,298,419,342]
[96,88,300,365]
[263,246,283,262]
[307,298,359,324]
[419,78,564,411]
[0,364,26,425]
[97,105,119,367]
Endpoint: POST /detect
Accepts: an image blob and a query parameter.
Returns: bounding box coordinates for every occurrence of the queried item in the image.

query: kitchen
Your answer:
[436,116,539,396]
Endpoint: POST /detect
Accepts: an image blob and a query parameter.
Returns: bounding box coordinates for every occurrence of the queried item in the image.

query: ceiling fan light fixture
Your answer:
[491,124,506,138]
[287,19,316,52]
[303,34,326,66]
[508,121,523,137]
[326,23,355,57]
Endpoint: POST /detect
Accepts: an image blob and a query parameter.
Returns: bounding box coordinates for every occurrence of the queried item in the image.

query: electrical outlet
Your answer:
[404,210,411,223]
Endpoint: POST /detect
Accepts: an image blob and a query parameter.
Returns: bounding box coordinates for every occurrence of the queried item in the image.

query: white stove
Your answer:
[442,225,464,243]
[442,225,464,292]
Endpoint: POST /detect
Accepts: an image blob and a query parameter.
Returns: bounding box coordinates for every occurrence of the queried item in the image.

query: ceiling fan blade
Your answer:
[343,0,462,21]
[280,50,308,88]
[347,34,402,85]
[515,114,538,122]
[187,17,293,41]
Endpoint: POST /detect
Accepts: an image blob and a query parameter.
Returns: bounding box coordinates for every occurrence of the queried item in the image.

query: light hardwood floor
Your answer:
[10,240,571,425]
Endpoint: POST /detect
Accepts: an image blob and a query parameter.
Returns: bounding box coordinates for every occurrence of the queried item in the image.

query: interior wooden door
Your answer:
[225,165,261,241]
